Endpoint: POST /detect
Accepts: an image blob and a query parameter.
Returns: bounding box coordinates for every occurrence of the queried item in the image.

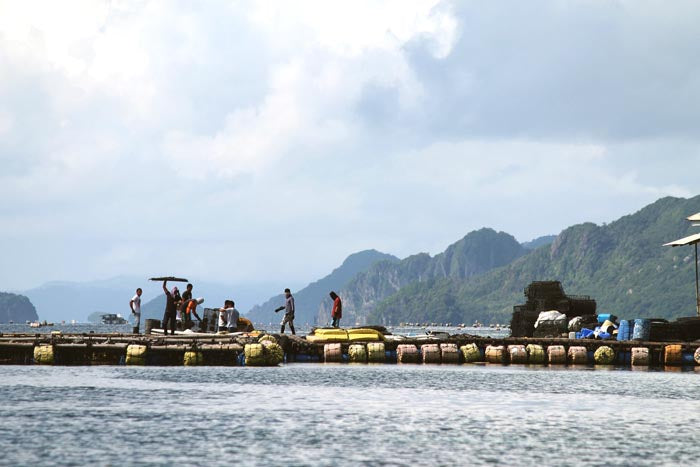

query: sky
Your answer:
[2,0,700,291]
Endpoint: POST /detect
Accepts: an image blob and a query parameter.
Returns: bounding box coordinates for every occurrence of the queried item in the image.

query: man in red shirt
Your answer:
[330,291,342,328]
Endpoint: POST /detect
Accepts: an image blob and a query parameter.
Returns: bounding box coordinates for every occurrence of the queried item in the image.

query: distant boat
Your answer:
[100,314,128,325]
[29,320,54,328]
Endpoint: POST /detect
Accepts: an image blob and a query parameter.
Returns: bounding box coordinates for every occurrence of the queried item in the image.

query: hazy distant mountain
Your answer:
[23,276,290,322]
[0,292,39,323]
[522,235,557,250]
[246,250,399,326]
[320,228,527,325]
[369,196,700,324]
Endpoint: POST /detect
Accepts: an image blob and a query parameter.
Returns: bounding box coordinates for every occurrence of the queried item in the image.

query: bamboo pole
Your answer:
[695,242,700,316]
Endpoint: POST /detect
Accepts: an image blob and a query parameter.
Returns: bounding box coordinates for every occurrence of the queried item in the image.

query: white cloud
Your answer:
[1,0,699,291]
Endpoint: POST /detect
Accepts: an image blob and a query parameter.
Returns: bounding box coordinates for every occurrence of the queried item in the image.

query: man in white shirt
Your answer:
[217,300,233,332]
[129,288,142,334]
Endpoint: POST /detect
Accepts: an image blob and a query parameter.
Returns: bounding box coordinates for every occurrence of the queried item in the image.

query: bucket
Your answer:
[144,319,160,335]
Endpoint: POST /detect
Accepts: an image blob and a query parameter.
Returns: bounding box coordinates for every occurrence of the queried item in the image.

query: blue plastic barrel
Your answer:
[616,351,631,365]
[617,320,631,341]
[597,314,618,324]
[632,319,651,341]
[682,352,695,366]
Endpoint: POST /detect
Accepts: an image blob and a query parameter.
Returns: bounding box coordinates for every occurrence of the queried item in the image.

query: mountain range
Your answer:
[9,195,700,326]
[369,196,700,325]
[316,228,528,325]
[0,292,38,323]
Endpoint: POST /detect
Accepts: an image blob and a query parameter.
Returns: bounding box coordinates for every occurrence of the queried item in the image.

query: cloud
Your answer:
[1,1,699,291]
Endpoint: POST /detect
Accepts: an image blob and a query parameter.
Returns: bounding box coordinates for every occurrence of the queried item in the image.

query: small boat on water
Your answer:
[29,320,54,328]
[101,314,128,325]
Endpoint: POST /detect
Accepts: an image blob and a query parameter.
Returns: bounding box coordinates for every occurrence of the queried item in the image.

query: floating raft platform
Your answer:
[0,332,699,368]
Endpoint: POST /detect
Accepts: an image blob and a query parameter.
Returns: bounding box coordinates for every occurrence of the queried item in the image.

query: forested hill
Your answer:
[369,196,700,325]
[319,228,527,325]
[0,292,39,323]
[246,249,399,325]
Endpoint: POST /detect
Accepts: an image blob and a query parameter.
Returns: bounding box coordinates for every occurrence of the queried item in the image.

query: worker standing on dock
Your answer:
[129,288,142,334]
[329,291,342,328]
[217,301,231,332]
[161,280,179,335]
[275,288,296,335]
[227,300,240,333]
[182,283,193,302]
[178,283,194,330]
[182,297,203,329]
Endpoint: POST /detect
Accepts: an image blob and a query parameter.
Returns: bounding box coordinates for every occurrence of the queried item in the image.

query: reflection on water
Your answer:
[0,364,698,466]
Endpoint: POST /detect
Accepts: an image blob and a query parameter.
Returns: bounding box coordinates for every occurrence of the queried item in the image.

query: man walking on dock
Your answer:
[275,288,296,335]
[329,291,342,328]
[130,288,142,334]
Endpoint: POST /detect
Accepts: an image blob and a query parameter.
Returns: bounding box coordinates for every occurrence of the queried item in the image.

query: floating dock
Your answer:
[1,332,699,368]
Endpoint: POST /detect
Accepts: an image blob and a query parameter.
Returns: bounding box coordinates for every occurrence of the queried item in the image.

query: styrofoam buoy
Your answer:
[33,345,54,365]
[245,343,267,366]
[367,342,385,363]
[567,346,588,364]
[526,344,545,364]
[183,351,203,366]
[125,344,147,366]
[664,344,683,366]
[547,345,566,364]
[324,343,343,363]
[460,343,481,363]
[631,347,650,366]
[695,347,700,365]
[485,345,506,363]
[421,344,441,364]
[397,344,419,363]
[508,345,528,364]
[262,341,284,365]
[440,343,460,364]
[594,346,615,365]
[348,344,367,363]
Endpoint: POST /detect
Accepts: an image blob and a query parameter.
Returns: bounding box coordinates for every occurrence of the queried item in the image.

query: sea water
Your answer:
[0,364,698,466]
